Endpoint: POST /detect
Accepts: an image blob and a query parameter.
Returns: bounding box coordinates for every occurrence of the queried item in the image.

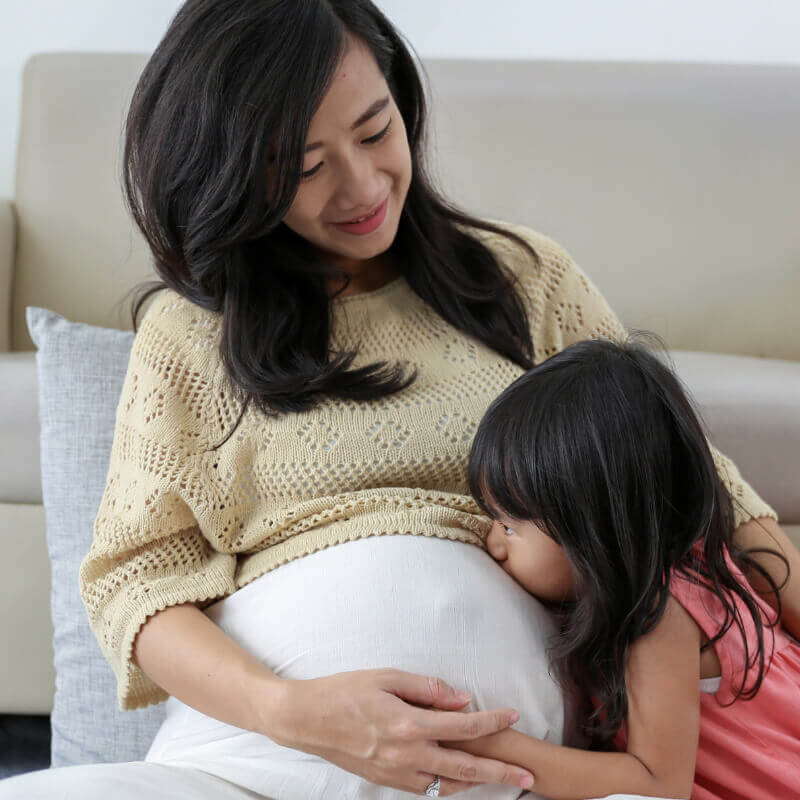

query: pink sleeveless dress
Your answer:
[616,544,800,799]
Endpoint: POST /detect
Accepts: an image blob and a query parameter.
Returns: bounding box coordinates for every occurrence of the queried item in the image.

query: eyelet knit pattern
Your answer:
[78,222,777,711]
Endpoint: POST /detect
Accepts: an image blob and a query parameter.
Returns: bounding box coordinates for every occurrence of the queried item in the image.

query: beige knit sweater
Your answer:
[79,222,777,711]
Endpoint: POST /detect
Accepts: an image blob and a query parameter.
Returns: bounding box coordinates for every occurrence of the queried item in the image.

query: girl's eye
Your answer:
[301,117,393,180]
[501,523,516,537]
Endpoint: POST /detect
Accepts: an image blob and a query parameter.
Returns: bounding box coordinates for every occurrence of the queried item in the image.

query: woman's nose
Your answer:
[335,152,380,206]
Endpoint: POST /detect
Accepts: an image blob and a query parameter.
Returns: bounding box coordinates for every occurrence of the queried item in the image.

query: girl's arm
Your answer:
[445,596,701,800]
[733,516,800,641]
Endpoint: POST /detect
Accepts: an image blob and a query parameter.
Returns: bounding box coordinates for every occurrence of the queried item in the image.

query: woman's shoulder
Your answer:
[133,286,226,385]
[466,219,575,277]
[466,219,627,355]
[139,286,221,330]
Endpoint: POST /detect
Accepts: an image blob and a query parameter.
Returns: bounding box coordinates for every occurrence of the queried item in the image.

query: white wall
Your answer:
[2,0,799,198]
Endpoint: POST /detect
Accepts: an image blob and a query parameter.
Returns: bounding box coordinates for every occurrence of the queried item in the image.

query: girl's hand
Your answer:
[263,668,536,796]
[441,727,518,762]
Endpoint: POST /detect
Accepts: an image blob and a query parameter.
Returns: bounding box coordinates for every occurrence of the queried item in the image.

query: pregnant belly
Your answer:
[145,534,565,797]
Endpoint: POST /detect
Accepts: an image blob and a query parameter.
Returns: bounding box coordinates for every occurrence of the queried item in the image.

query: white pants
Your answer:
[0,761,265,799]
[0,764,666,800]
[0,535,670,800]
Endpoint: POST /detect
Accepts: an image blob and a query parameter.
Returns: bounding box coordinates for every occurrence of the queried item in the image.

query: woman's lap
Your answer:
[3,537,566,799]
[0,761,269,799]
[0,765,667,800]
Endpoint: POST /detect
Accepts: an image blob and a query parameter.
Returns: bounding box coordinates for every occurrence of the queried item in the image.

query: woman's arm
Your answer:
[444,596,700,800]
[132,601,286,735]
[733,516,800,640]
[133,602,536,796]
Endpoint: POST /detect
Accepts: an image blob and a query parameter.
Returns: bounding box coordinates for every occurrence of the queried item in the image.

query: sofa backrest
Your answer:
[11,54,152,352]
[9,53,800,357]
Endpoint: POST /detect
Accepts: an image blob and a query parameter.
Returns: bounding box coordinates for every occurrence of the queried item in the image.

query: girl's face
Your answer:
[281,35,412,285]
[485,513,576,603]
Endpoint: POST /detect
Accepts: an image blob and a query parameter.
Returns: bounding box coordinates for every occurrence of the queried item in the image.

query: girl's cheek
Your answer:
[484,522,508,561]
[486,538,505,561]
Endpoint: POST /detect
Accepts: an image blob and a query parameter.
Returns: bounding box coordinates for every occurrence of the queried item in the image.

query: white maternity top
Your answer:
[145,535,566,800]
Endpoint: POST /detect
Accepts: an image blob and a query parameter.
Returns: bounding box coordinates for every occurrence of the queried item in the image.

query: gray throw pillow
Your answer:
[26,307,165,767]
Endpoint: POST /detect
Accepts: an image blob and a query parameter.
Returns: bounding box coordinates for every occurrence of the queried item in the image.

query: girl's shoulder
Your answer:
[669,542,790,704]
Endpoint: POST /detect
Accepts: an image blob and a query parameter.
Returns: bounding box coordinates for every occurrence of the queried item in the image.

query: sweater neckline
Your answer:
[330,275,407,305]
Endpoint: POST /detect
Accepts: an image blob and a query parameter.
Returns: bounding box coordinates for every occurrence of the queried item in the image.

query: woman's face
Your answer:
[484,512,575,603]
[281,35,412,280]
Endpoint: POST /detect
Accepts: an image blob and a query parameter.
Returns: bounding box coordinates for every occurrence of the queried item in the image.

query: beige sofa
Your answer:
[1,53,798,723]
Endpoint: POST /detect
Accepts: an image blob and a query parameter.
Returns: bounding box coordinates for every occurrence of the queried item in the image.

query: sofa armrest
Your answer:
[0,351,42,504]
[0,198,17,353]
[670,350,800,536]
[0,351,54,713]
[0,501,55,714]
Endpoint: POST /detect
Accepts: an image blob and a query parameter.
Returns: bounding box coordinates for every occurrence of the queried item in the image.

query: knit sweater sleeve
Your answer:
[78,290,238,711]
[486,221,778,531]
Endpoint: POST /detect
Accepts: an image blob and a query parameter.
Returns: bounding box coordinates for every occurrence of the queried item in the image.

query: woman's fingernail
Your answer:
[509,710,520,724]
[520,775,534,789]
[456,691,472,701]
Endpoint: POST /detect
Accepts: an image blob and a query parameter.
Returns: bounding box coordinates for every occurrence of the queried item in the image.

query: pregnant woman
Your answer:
[2,1,791,798]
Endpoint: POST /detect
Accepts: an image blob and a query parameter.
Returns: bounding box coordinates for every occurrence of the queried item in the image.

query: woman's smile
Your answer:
[331,193,389,235]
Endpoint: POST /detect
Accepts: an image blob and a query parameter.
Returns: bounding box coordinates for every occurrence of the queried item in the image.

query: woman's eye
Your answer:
[363,117,392,144]
[301,163,322,180]
[300,118,392,180]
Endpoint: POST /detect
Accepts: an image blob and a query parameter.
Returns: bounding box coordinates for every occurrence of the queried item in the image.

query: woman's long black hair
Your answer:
[122,0,539,447]
[468,334,788,745]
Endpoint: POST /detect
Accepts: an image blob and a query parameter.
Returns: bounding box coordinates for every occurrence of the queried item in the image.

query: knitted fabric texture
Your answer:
[78,222,778,711]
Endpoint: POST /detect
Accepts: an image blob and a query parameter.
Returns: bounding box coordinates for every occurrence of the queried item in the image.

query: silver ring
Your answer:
[424,775,441,797]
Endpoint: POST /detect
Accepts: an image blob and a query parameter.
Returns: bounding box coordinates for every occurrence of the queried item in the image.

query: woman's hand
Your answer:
[261,668,536,796]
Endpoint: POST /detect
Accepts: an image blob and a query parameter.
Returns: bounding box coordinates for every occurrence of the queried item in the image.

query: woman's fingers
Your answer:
[280,669,533,794]
[416,705,520,740]
[380,672,533,790]
[378,669,477,710]
[417,774,480,797]
[426,747,533,791]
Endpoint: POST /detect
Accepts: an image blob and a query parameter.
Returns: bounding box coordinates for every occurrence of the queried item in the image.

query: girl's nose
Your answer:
[485,520,508,562]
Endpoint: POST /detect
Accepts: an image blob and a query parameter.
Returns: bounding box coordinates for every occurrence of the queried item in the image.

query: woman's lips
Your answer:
[331,195,389,235]
[336,195,388,224]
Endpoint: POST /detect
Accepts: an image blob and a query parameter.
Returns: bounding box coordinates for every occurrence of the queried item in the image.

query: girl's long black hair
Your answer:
[468,334,788,745]
[121,0,539,447]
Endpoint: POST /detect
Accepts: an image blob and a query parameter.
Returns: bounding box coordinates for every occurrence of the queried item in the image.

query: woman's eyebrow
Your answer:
[304,96,390,153]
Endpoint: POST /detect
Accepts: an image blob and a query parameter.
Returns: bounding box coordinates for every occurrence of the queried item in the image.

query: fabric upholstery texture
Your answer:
[26,307,165,767]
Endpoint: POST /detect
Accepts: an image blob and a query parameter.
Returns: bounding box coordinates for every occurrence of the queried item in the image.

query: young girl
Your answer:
[458,336,800,800]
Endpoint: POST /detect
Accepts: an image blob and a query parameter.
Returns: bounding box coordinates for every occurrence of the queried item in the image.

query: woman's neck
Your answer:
[325,252,400,297]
